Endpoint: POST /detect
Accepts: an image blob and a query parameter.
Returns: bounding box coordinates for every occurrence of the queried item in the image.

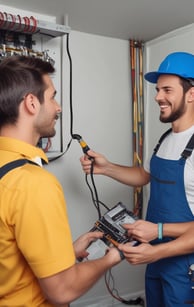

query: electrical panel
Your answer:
[0,10,70,160]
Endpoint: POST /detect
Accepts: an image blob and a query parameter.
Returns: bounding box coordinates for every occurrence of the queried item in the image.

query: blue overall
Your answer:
[145,131,194,307]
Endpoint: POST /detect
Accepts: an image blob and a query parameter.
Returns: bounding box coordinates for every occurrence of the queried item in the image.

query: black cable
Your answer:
[66,32,74,137]
[85,170,110,217]
[65,35,102,216]
[48,138,73,162]
[105,269,145,306]
[105,269,123,303]
[89,162,102,218]
[48,33,73,161]
[62,34,109,217]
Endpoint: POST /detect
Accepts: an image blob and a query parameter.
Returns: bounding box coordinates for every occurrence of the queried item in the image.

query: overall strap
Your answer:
[153,128,172,154]
[0,159,39,179]
[181,133,194,160]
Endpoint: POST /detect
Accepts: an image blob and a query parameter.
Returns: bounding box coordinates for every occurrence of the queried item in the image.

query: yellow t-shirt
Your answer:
[0,137,75,306]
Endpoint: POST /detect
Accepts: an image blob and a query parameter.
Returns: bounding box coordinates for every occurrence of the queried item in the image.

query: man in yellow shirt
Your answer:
[0,55,122,306]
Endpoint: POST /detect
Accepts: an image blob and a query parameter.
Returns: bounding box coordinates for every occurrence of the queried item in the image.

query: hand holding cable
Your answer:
[80,149,110,175]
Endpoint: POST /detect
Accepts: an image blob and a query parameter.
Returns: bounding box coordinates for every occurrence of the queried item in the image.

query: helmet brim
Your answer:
[144,71,162,83]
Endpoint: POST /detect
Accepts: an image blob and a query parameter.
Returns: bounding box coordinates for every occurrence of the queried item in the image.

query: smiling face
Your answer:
[34,74,61,138]
[154,75,188,124]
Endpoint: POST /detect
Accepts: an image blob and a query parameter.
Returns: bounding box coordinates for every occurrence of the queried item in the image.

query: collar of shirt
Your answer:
[0,137,48,165]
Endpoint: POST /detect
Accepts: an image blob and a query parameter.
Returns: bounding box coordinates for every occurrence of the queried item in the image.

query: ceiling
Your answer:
[1,0,194,41]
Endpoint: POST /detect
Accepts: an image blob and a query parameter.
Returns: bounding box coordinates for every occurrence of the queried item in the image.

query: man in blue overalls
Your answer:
[80,52,194,306]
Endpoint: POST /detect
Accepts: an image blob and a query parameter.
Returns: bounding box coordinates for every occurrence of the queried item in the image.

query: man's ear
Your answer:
[188,87,194,102]
[23,93,39,114]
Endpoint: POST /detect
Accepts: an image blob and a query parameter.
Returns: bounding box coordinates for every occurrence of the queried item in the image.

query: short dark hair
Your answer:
[0,55,55,128]
[179,77,194,94]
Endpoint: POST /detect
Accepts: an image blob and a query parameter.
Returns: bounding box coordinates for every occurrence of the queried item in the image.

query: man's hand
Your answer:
[73,231,103,259]
[123,220,158,243]
[118,242,160,264]
[80,150,109,175]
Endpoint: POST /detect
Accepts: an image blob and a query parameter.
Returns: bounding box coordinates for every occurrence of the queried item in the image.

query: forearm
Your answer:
[39,249,121,305]
[148,222,194,261]
[153,229,194,260]
[60,257,116,302]
[103,163,150,187]
[163,221,194,238]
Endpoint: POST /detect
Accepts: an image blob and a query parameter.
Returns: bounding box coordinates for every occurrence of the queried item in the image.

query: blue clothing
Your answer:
[145,133,194,307]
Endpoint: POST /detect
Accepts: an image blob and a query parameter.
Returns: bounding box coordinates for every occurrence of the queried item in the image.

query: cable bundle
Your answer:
[0,11,37,34]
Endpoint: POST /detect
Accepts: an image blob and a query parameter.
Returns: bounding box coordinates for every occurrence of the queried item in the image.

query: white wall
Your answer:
[47,31,146,306]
